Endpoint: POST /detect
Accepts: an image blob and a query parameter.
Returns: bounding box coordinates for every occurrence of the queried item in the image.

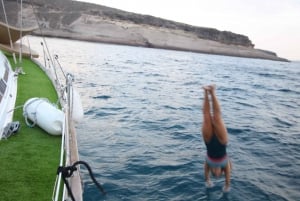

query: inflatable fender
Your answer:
[23,98,64,135]
[70,87,84,122]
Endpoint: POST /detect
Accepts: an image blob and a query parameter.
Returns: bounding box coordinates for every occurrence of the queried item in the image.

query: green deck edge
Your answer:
[0,55,62,201]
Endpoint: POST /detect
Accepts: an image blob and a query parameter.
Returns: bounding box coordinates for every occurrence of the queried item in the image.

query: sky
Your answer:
[77,0,300,61]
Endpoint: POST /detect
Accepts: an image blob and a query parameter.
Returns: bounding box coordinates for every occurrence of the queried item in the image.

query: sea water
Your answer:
[31,37,300,200]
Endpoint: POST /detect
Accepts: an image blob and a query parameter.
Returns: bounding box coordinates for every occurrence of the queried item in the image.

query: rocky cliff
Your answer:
[0,0,288,61]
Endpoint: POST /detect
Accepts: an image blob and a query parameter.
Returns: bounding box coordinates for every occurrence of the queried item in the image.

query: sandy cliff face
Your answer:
[0,0,288,61]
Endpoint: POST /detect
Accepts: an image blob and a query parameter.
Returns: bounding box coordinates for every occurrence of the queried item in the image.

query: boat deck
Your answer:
[0,54,62,200]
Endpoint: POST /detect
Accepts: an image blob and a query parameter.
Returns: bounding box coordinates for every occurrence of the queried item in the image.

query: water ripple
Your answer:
[43,38,300,201]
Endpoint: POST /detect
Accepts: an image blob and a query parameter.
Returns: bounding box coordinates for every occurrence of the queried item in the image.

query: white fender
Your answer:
[70,87,84,122]
[23,98,64,135]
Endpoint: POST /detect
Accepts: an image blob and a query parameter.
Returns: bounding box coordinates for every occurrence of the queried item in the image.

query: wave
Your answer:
[56,39,300,201]
[92,95,112,99]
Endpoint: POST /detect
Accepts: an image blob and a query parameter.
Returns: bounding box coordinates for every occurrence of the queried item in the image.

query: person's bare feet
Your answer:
[223,184,231,193]
[203,84,216,92]
[203,85,210,91]
[209,84,216,91]
[205,180,214,188]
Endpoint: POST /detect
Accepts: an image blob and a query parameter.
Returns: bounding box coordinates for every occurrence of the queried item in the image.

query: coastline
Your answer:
[33,19,288,62]
[4,0,288,62]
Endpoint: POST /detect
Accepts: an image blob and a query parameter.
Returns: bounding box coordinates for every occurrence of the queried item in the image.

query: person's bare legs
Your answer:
[209,85,228,145]
[202,86,213,143]
[207,85,231,191]
[202,86,214,186]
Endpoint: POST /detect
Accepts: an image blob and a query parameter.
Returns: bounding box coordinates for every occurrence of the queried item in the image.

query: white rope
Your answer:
[63,103,71,201]
[52,76,74,201]
[1,0,16,63]
[52,113,67,201]
[7,104,24,113]
[23,98,48,128]
[29,0,63,90]
[18,0,23,64]
[26,36,33,58]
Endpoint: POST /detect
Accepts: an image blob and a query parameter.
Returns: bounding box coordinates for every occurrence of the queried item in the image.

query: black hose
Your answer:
[74,161,106,195]
[57,160,106,201]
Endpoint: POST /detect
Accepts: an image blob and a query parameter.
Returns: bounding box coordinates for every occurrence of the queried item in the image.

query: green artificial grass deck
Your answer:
[0,55,62,201]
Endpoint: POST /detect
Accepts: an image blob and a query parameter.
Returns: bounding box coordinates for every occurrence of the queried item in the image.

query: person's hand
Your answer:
[223,185,230,193]
[205,180,214,188]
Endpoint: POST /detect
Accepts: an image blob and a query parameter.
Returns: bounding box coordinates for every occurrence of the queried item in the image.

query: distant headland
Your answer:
[1,0,288,61]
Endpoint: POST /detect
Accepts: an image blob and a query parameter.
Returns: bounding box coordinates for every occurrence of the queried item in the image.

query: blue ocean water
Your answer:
[33,37,300,200]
